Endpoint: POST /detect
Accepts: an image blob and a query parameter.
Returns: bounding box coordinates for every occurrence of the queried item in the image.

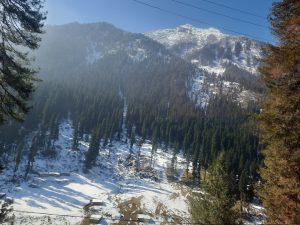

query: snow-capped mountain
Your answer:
[34,22,179,78]
[0,23,266,225]
[146,24,264,76]
[146,24,265,105]
[34,22,263,109]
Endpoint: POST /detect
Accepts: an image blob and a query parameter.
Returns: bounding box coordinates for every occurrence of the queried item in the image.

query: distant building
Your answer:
[137,214,152,223]
[0,193,6,199]
[89,215,102,224]
[89,199,106,206]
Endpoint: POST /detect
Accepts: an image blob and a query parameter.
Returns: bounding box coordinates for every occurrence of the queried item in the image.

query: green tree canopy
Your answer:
[0,0,46,122]
[190,152,239,225]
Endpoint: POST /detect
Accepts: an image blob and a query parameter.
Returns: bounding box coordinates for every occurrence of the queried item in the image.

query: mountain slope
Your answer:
[146,24,265,106]
[146,24,263,76]
[0,23,263,224]
[33,22,203,110]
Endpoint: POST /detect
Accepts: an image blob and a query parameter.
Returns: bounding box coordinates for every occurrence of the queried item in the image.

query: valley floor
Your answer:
[0,121,192,225]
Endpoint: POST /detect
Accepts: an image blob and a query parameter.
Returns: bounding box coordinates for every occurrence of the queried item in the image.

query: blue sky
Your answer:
[45,0,275,43]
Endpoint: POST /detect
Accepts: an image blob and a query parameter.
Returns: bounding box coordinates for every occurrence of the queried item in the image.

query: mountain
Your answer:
[0,22,263,224]
[32,23,264,109]
[146,24,265,105]
[146,24,263,76]
[32,22,201,110]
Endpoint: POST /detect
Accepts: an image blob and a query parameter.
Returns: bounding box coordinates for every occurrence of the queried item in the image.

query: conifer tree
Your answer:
[25,135,39,179]
[190,152,239,225]
[85,128,100,169]
[150,126,158,167]
[0,0,46,122]
[13,141,24,175]
[136,138,144,172]
[129,126,136,157]
[72,122,79,150]
[258,0,300,223]
[239,168,249,213]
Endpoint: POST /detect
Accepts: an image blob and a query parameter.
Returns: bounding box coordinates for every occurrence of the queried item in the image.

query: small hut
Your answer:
[90,199,106,206]
[0,193,6,199]
[89,215,102,224]
[137,214,152,223]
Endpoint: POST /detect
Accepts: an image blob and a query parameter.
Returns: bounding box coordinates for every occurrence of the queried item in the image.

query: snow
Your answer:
[0,193,6,199]
[146,24,263,107]
[86,42,103,64]
[126,39,148,63]
[146,24,226,49]
[128,47,147,62]
[0,118,265,225]
[146,24,263,75]
[199,65,226,75]
[187,69,209,108]
[0,120,192,225]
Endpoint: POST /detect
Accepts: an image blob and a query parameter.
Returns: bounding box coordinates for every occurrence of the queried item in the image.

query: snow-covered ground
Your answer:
[0,121,192,225]
[146,24,263,76]
[0,98,264,224]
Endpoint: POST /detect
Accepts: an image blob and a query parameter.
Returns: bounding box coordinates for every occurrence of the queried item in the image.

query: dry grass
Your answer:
[169,192,180,200]
[78,218,90,225]
[153,201,184,225]
[111,196,145,225]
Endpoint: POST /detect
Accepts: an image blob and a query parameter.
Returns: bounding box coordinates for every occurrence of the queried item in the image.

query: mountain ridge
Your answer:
[35,22,264,107]
[146,23,264,76]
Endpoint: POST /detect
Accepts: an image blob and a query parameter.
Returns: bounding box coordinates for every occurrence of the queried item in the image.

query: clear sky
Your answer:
[45,0,276,43]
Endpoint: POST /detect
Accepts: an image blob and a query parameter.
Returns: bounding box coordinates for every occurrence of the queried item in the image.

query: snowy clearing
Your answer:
[0,121,192,225]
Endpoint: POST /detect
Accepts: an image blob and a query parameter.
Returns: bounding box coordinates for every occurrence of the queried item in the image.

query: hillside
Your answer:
[0,22,264,224]
[146,24,265,105]
[146,24,263,75]
[1,119,193,225]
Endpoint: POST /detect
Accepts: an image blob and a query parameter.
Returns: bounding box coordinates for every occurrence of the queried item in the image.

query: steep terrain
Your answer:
[31,22,265,108]
[146,24,263,76]
[146,24,265,105]
[33,22,202,110]
[0,22,265,224]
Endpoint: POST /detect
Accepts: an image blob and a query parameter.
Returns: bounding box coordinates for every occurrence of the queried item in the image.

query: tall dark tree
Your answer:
[25,134,39,179]
[72,121,79,151]
[13,141,24,175]
[258,0,300,224]
[0,0,46,122]
[190,152,239,225]
[85,128,100,169]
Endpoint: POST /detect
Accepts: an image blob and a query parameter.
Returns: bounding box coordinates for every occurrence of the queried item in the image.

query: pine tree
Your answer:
[150,126,158,167]
[239,168,248,214]
[13,141,24,176]
[258,0,300,223]
[25,135,39,179]
[129,126,136,156]
[190,152,239,225]
[136,138,144,172]
[0,0,46,122]
[85,128,100,169]
[72,122,79,150]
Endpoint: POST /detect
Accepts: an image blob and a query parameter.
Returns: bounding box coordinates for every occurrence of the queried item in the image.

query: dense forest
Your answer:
[0,23,262,210]
[1,0,299,224]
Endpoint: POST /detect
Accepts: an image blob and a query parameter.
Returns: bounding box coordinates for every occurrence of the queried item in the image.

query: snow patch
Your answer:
[1,120,192,225]
[86,42,103,64]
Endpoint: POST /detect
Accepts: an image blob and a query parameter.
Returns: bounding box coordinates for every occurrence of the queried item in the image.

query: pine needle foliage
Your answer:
[258,0,300,224]
[0,0,46,122]
[190,152,240,225]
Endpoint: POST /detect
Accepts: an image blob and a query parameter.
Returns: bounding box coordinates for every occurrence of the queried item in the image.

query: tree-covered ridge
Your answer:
[0,22,261,210]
